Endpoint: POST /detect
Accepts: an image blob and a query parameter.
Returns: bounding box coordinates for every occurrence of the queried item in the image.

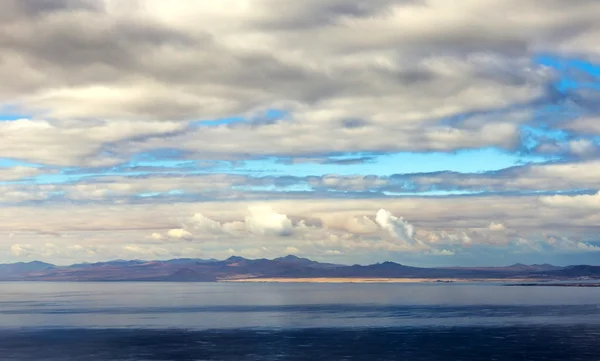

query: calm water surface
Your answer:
[1,282,599,360]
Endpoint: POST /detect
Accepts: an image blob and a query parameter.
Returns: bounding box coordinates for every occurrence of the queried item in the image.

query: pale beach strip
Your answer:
[219,277,541,283]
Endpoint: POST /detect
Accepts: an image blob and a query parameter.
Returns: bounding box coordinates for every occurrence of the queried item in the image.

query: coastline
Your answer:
[219,277,542,284]
[505,283,600,287]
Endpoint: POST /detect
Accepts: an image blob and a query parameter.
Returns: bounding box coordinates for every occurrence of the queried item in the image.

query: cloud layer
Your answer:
[1,0,600,265]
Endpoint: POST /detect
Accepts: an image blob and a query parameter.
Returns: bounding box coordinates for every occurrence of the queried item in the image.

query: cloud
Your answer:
[0,184,58,203]
[540,191,600,209]
[4,159,600,205]
[0,0,556,123]
[123,116,525,161]
[190,214,228,235]
[562,116,600,135]
[342,216,380,234]
[375,209,415,245]
[62,174,248,201]
[284,246,300,254]
[10,242,100,260]
[1,0,599,266]
[149,233,164,240]
[0,166,52,181]
[310,175,389,191]
[10,244,34,257]
[152,206,299,241]
[542,235,600,253]
[373,160,600,195]
[489,222,506,231]
[429,249,455,256]
[167,228,193,241]
[0,119,185,166]
[122,245,172,258]
[3,197,600,265]
[7,0,599,165]
[245,206,294,236]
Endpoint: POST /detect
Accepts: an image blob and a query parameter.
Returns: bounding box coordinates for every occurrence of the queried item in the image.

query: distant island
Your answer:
[1,255,600,283]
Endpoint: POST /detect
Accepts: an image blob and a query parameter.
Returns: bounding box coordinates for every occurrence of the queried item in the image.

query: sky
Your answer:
[1,0,600,266]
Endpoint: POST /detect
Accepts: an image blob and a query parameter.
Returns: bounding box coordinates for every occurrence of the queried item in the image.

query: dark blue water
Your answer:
[1,282,599,360]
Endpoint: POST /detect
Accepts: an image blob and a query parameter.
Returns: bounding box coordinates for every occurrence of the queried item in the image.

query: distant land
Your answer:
[1,255,600,283]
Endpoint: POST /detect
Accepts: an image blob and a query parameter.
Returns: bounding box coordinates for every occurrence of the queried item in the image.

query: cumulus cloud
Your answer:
[148,207,453,257]
[375,209,415,245]
[488,222,506,231]
[190,214,227,234]
[4,197,600,264]
[542,235,600,253]
[10,244,34,257]
[149,233,164,241]
[342,216,380,234]
[245,206,294,236]
[167,228,193,241]
[153,206,298,241]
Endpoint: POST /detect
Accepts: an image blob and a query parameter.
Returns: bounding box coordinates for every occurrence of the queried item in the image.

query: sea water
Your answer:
[1,282,599,360]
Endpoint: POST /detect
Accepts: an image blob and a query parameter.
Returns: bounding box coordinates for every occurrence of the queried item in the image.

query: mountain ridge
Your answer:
[0,256,598,282]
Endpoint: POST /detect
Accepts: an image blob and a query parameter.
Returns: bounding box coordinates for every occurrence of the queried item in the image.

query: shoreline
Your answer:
[505,283,600,287]
[219,277,544,284]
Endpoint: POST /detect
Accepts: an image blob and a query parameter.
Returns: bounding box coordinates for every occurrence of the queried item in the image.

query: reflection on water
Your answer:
[1,282,599,360]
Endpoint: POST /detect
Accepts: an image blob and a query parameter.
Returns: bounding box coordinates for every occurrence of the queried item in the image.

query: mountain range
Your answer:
[1,255,599,282]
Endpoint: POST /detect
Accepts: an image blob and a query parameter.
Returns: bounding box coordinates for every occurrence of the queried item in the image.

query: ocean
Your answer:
[1,282,599,360]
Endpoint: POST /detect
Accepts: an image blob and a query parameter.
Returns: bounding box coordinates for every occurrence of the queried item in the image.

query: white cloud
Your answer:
[10,244,34,257]
[3,194,600,264]
[343,216,380,234]
[284,246,300,254]
[150,233,164,240]
[190,213,229,235]
[488,222,506,231]
[540,191,600,209]
[429,249,455,256]
[542,235,600,253]
[167,228,193,241]
[245,206,294,236]
[375,209,415,245]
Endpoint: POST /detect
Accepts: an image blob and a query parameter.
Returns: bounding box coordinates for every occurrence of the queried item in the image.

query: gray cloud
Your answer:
[2,0,599,165]
[2,158,600,204]
[2,0,594,165]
